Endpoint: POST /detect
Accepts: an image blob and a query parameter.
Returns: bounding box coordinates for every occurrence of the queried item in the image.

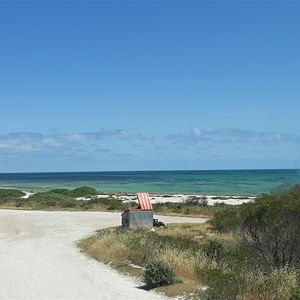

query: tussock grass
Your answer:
[157,247,200,280]
[79,234,130,265]
[239,268,298,300]
[156,222,209,238]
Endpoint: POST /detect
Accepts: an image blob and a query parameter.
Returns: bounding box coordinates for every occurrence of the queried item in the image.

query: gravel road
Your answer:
[0,209,207,300]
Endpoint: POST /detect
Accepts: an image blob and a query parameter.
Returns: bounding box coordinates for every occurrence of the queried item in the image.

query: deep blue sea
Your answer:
[0,169,299,195]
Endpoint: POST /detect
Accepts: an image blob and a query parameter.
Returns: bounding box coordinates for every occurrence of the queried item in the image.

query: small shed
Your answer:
[121,193,153,228]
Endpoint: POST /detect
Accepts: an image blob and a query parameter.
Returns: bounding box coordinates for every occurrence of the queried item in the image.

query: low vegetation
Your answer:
[0,187,135,211]
[78,185,300,299]
[153,196,231,218]
[0,187,224,218]
[144,260,177,288]
[153,202,217,218]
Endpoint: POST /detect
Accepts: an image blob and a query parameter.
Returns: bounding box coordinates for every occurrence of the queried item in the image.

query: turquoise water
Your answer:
[0,169,299,195]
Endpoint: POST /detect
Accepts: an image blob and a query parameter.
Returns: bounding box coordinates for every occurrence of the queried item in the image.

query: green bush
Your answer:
[28,192,75,208]
[143,260,176,288]
[50,189,72,196]
[107,199,124,210]
[70,186,98,197]
[0,189,26,206]
[196,267,239,300]
[209,206,242,233]
[202,240,224,261]
[0,188,25,198]
[240,186,300,268]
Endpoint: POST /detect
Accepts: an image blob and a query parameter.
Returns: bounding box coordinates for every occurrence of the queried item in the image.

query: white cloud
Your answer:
[0,130,152,159]
[167,128,300,145]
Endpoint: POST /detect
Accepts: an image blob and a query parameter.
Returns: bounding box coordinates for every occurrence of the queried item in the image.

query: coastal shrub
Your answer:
[41,187,98,198]
[197,266,239,300]
[28,192,75,208]
[209,186,300,268]
[0,189,26,206]
[239,267,299,300]
[0,188,25,199]
[70,186,98,197]
[14,198,28,207]
[240,187,300,268]
[143,260,176,288]
[107,198,125,210]
[209,206,242,233]
[202,240,224,261]
[198,266,299,300]
[50,189,72,196]
[197,242,298,300]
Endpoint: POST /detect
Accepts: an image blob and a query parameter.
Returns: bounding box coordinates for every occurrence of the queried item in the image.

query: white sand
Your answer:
[0,209,206,300]
[118,193,255,206]
[21,191,36,199]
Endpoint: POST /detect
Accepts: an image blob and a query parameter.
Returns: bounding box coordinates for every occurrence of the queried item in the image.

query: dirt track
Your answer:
[0,209,207,300]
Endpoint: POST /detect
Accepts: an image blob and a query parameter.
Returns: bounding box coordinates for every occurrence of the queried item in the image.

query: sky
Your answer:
[0,0,299,172]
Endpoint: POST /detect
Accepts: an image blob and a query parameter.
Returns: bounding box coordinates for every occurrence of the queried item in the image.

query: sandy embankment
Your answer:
[0,209,206,300]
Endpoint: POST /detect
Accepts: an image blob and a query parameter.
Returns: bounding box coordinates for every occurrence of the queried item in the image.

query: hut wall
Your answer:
[122,210,153,228]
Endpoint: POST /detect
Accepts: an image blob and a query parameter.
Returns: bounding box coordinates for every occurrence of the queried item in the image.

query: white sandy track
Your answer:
[0,209,207,300]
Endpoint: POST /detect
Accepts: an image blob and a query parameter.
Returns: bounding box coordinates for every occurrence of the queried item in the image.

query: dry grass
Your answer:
[78,224,299,300]
[156,222,209,239]
[78,224,210,298]
[156,210,213,219]
[78,224,242,299]
[158,247,200,280]
[237,268,298,300]
[78,234,130,265]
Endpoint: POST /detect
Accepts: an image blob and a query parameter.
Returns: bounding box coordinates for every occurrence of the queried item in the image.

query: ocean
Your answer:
[0,169,299,195]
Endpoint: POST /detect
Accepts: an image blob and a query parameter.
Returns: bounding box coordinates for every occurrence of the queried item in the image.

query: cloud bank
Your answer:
[0,128,299,171]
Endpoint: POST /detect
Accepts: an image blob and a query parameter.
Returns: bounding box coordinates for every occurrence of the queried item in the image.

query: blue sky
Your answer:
[0,0,299,172]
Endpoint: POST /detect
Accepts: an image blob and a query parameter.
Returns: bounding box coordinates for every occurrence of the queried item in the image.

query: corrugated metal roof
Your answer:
[137,192,153,210]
